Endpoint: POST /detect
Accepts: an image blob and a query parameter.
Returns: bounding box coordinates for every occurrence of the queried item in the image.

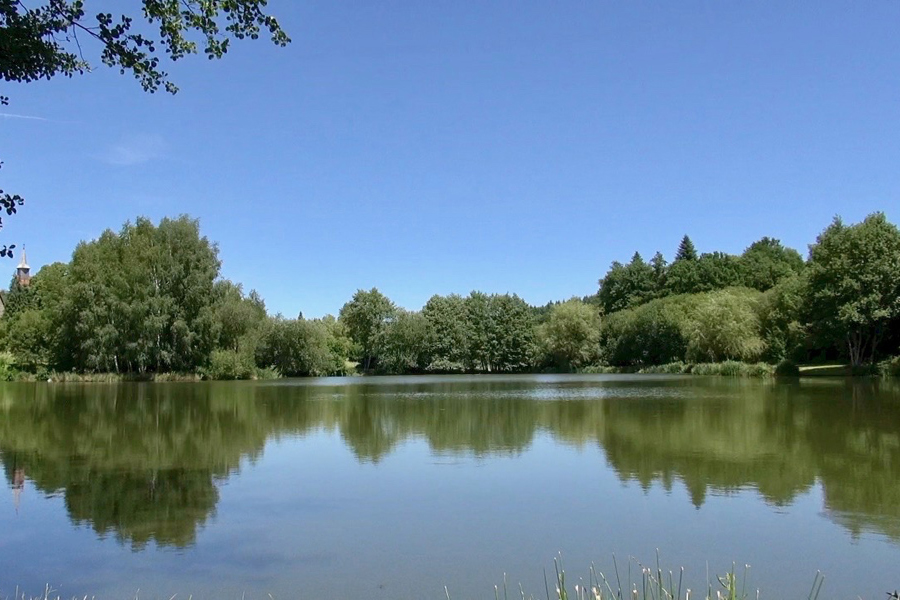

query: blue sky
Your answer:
[2,1,898,318]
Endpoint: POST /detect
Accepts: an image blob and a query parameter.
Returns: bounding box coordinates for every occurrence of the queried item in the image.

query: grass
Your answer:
[447,554,827,600]
[634,361,775,378]
[0,556,839,600]
[877,356,900,378]
[15,371,204,383]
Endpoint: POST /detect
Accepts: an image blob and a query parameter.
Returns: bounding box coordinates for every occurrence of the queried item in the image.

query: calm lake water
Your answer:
[1,375,899,599]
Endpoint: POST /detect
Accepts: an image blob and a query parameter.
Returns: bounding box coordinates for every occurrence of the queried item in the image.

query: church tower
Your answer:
[16,246,31,287]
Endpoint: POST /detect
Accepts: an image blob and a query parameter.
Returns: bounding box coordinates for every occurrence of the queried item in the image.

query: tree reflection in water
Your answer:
[1,377,898,548]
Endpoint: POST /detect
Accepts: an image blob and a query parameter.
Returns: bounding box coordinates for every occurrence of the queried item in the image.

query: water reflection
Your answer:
[0,376,898,548]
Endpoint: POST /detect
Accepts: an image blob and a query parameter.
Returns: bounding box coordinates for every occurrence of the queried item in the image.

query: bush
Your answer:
[685,288,766,363]
[203,349,256,380]
[600,298,689,366]
[637,362,689,374]
[425,358,467,374]
[690,361,773,377]
[876,356,900,378]
[775,359,800,377]
[0,351,17,381]
[580,365,630,374]
[253,366,281,380]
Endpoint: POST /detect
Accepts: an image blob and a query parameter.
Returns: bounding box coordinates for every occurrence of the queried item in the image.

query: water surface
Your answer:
[1,375,899,599]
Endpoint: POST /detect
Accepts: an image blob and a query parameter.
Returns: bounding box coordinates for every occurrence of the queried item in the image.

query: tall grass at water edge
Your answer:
[587,361,777,377]
[3,562,830,600]
[448,555,827,600]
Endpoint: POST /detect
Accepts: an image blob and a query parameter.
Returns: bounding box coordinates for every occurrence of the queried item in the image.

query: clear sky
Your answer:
[2,1,898,318]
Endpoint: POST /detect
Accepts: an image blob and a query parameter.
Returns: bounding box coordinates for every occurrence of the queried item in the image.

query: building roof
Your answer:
[16,247,28,270]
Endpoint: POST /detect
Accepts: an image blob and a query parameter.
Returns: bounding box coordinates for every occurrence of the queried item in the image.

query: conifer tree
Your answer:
[674,235,698,262]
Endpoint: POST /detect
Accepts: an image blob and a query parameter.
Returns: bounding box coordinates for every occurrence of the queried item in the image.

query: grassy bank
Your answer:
[582,361,777,377]
[583,357,900,379]
[8,369,281,383]
[3,357,900,383]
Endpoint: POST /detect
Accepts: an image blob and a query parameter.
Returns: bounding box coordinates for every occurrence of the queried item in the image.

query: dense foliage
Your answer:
[1,212,899,378]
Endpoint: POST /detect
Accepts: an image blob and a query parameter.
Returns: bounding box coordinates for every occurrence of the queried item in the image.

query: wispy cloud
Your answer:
[0,112,49,121]
[99,134,166,166]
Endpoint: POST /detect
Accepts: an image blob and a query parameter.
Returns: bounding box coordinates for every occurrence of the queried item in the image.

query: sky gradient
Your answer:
[2,1,898,317]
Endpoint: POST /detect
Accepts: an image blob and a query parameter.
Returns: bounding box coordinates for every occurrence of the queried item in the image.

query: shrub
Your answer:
[637,362,689,374]
[876,356,900,378]
[425,358,467,374]
[600,298,689,366]
[204,349,256,380]
[690,361,773,377]
[775,359,800,377]
[0,351,17,381]
[685,288,766,363]
[253,366,281,380]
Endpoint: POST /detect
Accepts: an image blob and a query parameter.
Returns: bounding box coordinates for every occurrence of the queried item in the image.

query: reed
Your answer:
[447,555,827,600]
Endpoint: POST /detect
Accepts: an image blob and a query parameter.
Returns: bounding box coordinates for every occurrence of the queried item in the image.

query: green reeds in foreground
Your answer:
[448,554,827,600]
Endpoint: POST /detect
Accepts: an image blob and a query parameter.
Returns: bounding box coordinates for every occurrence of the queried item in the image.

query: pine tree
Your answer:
[674,235,698,262]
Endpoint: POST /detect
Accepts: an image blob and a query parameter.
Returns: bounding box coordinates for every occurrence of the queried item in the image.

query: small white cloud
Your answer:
[0,112,49,121]
[100,134,166,166]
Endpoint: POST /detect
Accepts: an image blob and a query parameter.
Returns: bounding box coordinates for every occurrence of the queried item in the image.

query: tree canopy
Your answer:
[0,1,289,95]
[0,0,289,256]
[806,213,900,366]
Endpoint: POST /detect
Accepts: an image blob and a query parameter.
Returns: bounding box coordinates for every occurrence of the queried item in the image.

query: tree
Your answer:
[599,297,689,366]
[378,310,429,374]
[666,252,744,295]
[211,281,266,352]
[597,252,657,314]
[806,213,900,366]
[759,275,807,362]
[254,317,338,377]
[491,294,537,372]
[740,237,805,291]
[538,299,600,370]
[65,216,221,373]
[1,1,289,95]
[422,294,468,371]
[685,288,766,363]
[338,288,397,371]
[1,1,289,253]
[674,235,698,262]
[650,251,667,291]
[464,292,535,372]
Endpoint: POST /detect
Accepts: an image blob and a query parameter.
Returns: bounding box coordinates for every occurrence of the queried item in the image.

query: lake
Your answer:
[1,375,899,599]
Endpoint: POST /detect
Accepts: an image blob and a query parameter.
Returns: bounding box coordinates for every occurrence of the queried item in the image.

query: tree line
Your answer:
[0,212,898,379]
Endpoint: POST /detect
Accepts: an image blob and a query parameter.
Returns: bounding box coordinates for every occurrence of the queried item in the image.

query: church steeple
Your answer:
[16,246,31,286]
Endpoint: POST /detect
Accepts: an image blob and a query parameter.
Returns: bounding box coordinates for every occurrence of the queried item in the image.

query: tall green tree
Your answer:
[66,216,220,373]
[538,299,600,370]
[674,235,698,262]
[650,251,668,291]
[685,288,766,363]
[597,252,657,314]
[464,292,535,372]
[211,281,267,352]
[378,310,430,374]
[422,294,469,371]
[255,317,340,377]
[666,252,744,295]
[740,237,805,291]
[339,288,397,371]
[806,213,900,366]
